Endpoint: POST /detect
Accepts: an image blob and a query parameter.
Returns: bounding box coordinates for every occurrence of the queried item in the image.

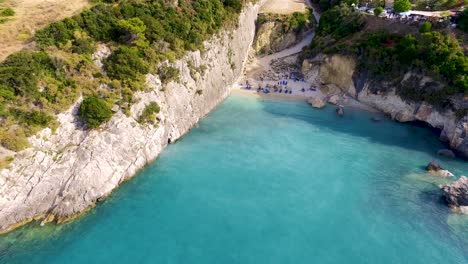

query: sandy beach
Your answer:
[236,0,377,113]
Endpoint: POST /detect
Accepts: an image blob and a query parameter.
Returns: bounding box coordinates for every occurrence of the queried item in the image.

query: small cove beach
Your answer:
[236,0,377,113]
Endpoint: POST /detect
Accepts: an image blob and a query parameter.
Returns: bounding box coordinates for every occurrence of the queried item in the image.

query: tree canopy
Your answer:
[394,0,412,13]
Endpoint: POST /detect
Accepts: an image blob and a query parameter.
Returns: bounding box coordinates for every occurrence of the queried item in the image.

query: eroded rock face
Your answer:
[328,95,340,105]
[0,1,264,234]
[253,13,313,55]
[303,55,357,97]
[302,53,467,159]
[442,176,468,212]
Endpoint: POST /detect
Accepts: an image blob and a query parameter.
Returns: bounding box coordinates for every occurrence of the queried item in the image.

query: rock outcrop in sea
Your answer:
[0,1,265,234]
[336,105,344,117]
[307,95,326,109]
[442,176,468,214]
[425,161,454,177]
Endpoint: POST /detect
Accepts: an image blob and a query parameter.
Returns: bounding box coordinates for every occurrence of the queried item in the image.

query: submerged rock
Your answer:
[307,96,326,109]
[425,161,454,177]
[442,176,468,213]
[336,105,344,117]
[371,117,381,122]
[328,95,340,105]
[437,149,456,159]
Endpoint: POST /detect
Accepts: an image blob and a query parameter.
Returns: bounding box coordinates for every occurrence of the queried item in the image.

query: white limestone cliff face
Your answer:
[0,1,264,234]
[254,20,305,55]
[302,54,468,159]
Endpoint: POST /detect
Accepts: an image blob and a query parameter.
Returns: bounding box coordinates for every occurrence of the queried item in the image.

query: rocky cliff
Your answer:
[253,12,314,55]
[302,54,468,158]
[0,1,263,234]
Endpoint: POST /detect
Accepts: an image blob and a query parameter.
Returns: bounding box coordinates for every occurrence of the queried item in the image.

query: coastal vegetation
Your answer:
[374,6,383,17]
[139,102,160,124]
[79,96,113,129]
[459,10,468,32]
[0,0,248,151]
[256,8,315,33]
[0,7,14,17]
[304,3,468,107]
[393,0,412,13]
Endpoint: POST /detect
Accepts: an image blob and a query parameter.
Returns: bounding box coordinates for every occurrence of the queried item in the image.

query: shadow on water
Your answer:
[257,97,467,167]
[257,96,468,258]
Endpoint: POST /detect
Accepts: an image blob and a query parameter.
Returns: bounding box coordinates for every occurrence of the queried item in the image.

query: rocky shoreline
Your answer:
[0,1,264,234]
[302,54,468,160]
[300,54,468,213]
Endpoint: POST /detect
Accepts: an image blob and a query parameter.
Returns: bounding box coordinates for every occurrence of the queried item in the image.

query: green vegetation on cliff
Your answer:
[139,102,160,124]
[393,0,412,13]
[0,0,249,151]
[79,96,113,129]
[459,10,468,32]
[257,8,315,33]
[304,3,468,108]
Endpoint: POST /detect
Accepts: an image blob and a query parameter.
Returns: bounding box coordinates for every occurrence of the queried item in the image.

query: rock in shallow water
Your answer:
[442,176,468,212]
[328,95,340,105]
[437,149,456,159]
[425,161,454,177]
[307,96,326,109]
[336,106,344,117]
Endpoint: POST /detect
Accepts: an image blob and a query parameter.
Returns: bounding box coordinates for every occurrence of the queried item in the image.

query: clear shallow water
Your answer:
[1,94,468,264]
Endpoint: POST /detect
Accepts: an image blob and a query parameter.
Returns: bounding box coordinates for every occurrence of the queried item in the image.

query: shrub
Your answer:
[0,156,14,169]
[158,65,179,85]
[139,102,160,124]
[106,46,149,83]
[419,21,432,33]
[0,127,29,152]
[317,4,365,39]
[458,10,468,32]
[374,7,384,17]
[286,12,307,32]
[319,0,330,11]
[223,0,242,13]
[117,17,148,48]
[9,108,54,127]
[35,18,79,48]
[0,8,15,17]
[0,51,54,98]
[79,96,113,129]
[394,0,412,13]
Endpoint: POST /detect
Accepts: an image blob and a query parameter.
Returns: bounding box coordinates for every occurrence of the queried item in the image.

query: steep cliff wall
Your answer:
[302,54,468,158]
[0,1,263,234]
[253,11,314,55]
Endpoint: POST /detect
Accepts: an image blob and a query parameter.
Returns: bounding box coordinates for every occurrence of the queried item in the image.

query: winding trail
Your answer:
[245,0,320,79]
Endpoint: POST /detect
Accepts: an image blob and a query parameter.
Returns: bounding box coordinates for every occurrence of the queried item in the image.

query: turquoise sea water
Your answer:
[1,93,468,263]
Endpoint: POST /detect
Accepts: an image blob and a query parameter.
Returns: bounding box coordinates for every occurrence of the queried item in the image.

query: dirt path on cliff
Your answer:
[244,32,315,79]
[0,0,90,62]
[244,0,320,79]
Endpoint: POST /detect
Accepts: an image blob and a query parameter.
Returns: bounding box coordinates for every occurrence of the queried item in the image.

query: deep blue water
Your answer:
[1,94,468,263]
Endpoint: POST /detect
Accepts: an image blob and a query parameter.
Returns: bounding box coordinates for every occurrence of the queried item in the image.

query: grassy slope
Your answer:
[0,0,90,62]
